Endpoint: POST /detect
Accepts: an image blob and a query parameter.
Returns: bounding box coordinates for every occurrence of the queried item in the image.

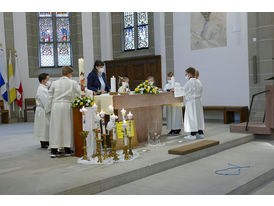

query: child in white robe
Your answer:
[33,73,51,148]
[164,72,183,135]
[175,67,205,140]
[118,76,130,94]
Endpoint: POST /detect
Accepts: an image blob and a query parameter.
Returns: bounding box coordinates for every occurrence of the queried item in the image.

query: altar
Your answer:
[94,92,183,143]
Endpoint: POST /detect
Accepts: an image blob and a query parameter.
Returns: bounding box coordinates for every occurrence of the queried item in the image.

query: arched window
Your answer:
[38,12,73,68]
[123,12,149,51]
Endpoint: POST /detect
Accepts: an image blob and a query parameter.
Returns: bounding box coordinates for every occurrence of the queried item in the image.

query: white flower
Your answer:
[88,100,91,103]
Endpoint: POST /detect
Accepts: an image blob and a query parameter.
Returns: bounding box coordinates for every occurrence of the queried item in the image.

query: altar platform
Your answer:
[0,121,259,195]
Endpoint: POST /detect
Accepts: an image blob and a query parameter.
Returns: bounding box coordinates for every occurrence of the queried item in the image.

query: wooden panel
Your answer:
[105,55,162,90]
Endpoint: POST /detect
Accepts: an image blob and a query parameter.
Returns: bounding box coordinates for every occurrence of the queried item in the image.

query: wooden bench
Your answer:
[182,106,248,124]
[0,100,9,123]
[24,98,36,122]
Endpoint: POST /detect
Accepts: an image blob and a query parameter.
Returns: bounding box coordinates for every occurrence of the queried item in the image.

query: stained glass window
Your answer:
[137,12,149,49]
[38,12,72,68]
[123,12,149,51]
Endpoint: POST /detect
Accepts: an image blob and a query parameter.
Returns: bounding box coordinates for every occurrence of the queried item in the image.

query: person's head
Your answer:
[38,73,50,86]
[118,76,129,87]
[185,67,196,80]
[62,66,73,78]
[195,70,199,79]
[92,60,105,75]
[147,76,155,85]
[167,72,174,81]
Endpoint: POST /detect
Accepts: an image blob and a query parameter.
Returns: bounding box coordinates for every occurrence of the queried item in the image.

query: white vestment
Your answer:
[164,82,183,130]
[33,84,50,142]
[174,78,204,132]
[46,77,81,149]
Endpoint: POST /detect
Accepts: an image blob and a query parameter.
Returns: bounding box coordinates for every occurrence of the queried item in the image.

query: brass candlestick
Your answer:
[128,136,133,156]
[123,145,130,160]
[92,129,99,158]
[112,140,119,161]
[102,134,109,160]
[97,139,103,163]
[80,131,90,161]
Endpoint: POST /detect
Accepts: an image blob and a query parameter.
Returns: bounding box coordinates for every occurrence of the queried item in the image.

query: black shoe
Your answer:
[168,130,174,135]
[175,129,181,134]
[40,141,49,148]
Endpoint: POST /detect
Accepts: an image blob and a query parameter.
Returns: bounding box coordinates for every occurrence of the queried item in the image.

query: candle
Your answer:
[121,108,126,120]
[108,105,114,115]
[171,76,175,89]
[110,76,116,92]
[113,125,117,140]
[100,110,106,134]
[78,58,85,96]
[127,112,133,120]
[122,120,128,146]
[96,113,102,139]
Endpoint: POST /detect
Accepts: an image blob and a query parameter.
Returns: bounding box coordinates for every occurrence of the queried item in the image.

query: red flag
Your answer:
[14,52,23,108]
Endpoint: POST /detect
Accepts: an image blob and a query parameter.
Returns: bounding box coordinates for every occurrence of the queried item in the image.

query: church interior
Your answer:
[0,4,274,201]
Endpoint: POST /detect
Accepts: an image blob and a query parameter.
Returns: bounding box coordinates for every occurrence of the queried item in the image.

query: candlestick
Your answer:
[78,58,85,97]
[127,112,133,120]
[110,76,116,92]
[80,131,90,161]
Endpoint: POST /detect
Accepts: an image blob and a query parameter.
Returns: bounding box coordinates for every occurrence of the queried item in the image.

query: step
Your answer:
[58,135,253,195]
[230,122,272,135]
[98,139,274,195]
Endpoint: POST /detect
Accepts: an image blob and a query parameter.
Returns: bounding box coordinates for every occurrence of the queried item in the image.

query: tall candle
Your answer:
[78,58,85,96]
[113,125,117,140]
[110,76,116,92]
[171,76,175,89]
[127,112,133,137]
[122,120,128,146]
[96,114,102,139]
[100,110,106,134]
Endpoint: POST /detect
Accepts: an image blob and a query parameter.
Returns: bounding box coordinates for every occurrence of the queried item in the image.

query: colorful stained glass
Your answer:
[40,43,54,67]
[137,12,148,26]
[39,12,52,17]
[56,12,69,17]
[138,25,149,49]
[39,18,53,43]
[57,43,72,66]
[124,28,135,50]
[56,18,70,42]
[123,12,134,28]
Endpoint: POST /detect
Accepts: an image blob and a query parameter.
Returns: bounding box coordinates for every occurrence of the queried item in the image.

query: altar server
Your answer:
[147,76,155,86]
[46,66,81,158]
[118,76,130,94]
[87,60,110,94]
[175,67,204,140]
[164,72,183,135]
[33,73,50,148]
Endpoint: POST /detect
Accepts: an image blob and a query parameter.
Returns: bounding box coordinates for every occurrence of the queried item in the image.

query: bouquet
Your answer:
[134,80,160,94]
[72,96,94,108]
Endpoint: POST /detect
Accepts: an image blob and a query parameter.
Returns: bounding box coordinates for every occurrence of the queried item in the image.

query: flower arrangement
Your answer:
[72,96,94,108]
[134,80,160,94]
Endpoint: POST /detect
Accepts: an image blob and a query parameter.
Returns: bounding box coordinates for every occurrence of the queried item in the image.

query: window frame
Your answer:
[38,12,73,68]
[122,12,149,52]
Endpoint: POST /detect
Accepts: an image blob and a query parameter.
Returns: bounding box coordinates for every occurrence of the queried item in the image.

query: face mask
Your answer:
[185,75,189,80]
[45,80,51,88]
[98,67,104,74]
[167,80,172,84]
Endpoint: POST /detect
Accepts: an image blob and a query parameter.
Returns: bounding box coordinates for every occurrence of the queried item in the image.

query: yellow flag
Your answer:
[8,52,16,104]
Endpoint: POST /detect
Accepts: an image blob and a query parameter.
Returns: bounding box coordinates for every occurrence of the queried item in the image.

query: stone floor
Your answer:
[0,121,262,195]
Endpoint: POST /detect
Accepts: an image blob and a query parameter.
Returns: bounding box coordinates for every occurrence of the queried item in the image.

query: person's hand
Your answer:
[170,88,174,92]
[101,90,107,94]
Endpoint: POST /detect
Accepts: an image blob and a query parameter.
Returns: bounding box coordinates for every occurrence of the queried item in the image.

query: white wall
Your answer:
[13,12,39,99]
[173,12,250,106]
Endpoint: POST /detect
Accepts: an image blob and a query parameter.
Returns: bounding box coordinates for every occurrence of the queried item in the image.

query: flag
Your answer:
[0,48,8,102]
[8,51,16,104]
[14,52,23,108]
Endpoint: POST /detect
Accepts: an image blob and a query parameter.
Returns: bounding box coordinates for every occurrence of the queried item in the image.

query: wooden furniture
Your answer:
[105,55,162,90]
[0,100,9,123]
[112,92,183,143]
[73,108,83,157]
[182,106,248,124]
[24,98,36,122]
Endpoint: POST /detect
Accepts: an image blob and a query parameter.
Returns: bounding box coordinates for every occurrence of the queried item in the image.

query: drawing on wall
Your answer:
[191,12,227,50]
